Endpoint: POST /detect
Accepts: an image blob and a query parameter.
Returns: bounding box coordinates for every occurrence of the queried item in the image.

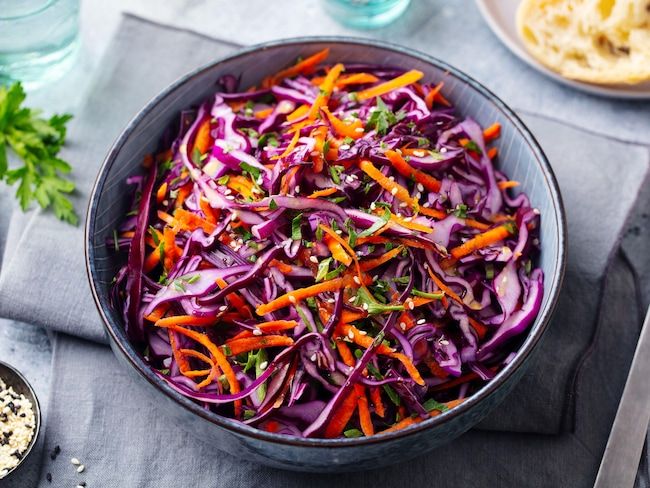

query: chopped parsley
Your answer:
[291,213,303,241]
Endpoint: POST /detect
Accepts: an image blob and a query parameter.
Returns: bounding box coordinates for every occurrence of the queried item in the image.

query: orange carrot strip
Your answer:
[256,320,299,333]
[468,317,489,340]
[264,48,330,87]
[194,119,213,155]
[157,210,175,226]
[424,81,445,109]
[356,385,374,436]
[173,208,217,234]
[426,267,463,305]
[325,234,353,266]
[225,335,294,356]
[308,187,338,199]
[174,184,192,209]
[163,227,181,271]
[389,213,433,234]
[498,180,519,190]
[431,372,480,392]
[385,149,441,193]
[449,224,512,260]
[143,248,161,273]
[166,325,241,416]
[336,72,379,87]
[381,416,421,434]
[215,277,253,318]
[483,122,501,142]
[254,107,274,119]
[356,70,424,101]
[321,106,364,139]
[487,147,498,160]
[424,356,449,379]
[286,104,309,122]
[169,329,191,373]
[199,198,219,225]
[256,274,367,316]
[227,175,255,200]
[155,315,217,328]
[324,388,359,438]
[269,259,293,274]
[144,303,170,323]
[308,63,345,120]
[370,386,385,418]
[179,348,214,367]
[336,341,356,367]
[359,246,403,271]
[156,182,168,204]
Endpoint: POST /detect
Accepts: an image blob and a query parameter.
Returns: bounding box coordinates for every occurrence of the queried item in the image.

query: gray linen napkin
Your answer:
[1,14,648,435]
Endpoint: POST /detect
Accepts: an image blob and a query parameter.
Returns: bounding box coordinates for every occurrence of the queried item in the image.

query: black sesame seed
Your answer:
[11,450,23,459]
[50,445,61,460]
[79,483,87,487]
[46,472,52,483]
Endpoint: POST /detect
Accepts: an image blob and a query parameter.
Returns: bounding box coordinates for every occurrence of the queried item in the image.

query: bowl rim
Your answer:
[0,360,42,479]
[85,35,567,448]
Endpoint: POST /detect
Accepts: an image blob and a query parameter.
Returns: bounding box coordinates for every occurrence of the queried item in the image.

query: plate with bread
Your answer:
[475,0,650,99]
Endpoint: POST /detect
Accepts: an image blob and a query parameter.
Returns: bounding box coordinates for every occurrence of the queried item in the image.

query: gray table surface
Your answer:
[1,0,649,485]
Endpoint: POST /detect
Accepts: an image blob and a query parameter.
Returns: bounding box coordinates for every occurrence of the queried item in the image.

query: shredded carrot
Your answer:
[227,175,255,200]
[256,274,367,316]
[172,208,217,234]
[308,63,345,120]
[389,213,433,233]
[487,147,498,160]
[199,198,220,225]
[254,107,274,119]
[157,210,175,226]
[179,348,214,367]
[336,72,379,87]
[468,317,489,340]
[255,320,299,333]
[449,224,512,260]
[498,180,519,190]
[169,329,191,373]
[325,234,352,266]
[483,122,501,142]
[356,385,374,436]
[359,246,403,271]
[275,122,306,160]
[166,325,242,416]
[156,182,168,204]
[215,277,253,318]
[308,187,338,199]
[426,267,463,305]
[163,226,181,271]
[370,387,385,418]
[356,70,424,101]
[397,311,416,331]
[286,104,309,122]
[269,259,293,274]
[385,149,441,193]
[338,324,424,386]
[424,81,445,109]
[144,303,170,323]
[382,415,420,434]
[155,315,216,328]
[424,356,449,379]
[321,106,364,139]
[224,335,294,356]
[193,119,213,155]
[324,389,358,438]
[143,247,161,273]
[264,48,330,87]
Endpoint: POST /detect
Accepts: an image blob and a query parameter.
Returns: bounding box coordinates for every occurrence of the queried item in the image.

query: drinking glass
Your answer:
[0,0,80,88]
[323,0,411,29]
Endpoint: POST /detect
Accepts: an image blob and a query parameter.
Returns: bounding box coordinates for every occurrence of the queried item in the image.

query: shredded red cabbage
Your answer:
[111,50,543,439]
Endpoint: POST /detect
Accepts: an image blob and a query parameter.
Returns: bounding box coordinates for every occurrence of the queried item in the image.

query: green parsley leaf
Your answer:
[365,97,399,136]
[149,226,161,246]
[291,213,303,241]
[315,225,324,241]
[392,276,410,285]
[0,82,77,224]
[217,175,230,185]
[342,136,354,146]
[355,287,404,315]
[422,398,449,413]
[463,140,483,155]
[452,203,468,218]
[358,208,390,238]
[411,289,444,300]
[485,263,495,280]
[329,164,344,185]
[324,264,346,281]
[269,198,278,210]
[343,429,364,438]
[243,409,255,420]
[316,257,332,282]
[258,132,279,148]
[322,139,331,156]
[240,161,261,180]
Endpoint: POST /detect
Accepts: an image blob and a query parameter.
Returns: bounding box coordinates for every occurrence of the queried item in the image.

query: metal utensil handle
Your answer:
[594,305,650,488]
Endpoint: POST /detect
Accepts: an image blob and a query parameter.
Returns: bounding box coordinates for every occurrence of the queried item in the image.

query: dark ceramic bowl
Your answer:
[85,37,566,472]
[0,361,41,481]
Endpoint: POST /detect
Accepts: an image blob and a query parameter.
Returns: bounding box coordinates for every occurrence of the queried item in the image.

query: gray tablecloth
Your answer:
[0,11,649,488]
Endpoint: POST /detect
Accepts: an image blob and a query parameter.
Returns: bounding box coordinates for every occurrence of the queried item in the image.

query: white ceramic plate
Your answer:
[475,0,650,99]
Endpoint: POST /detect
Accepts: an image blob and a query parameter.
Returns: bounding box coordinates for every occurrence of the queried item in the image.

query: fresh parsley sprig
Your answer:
[0,82,77,224]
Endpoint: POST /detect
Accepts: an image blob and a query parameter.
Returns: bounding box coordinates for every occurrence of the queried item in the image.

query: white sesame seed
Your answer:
[224,188,232,195]
[415,192,422,200]
[413,150,425,157]
[348,330,355,339]
[229,241,237,248]
[403,216,413,222]
[407,300,415,310]
[289,295,297,304]
[362,303,369,311]
[71,458,80,466]
[162,199,169,206]
[295,185,301,193]
[335,229,343,235]
[77,465,85,473]
[416,183,425,192]
[253,329,263,336]
[396,149,403,155]
[370,202,376,210]
[359,330,368,335]
[388,176,395,182]
[423,202,431,208]
[327,298,336,304]
[440,147,448,153]
[340,144,351,151]
[309,256,319,264]
[399,322,407,331]
[219,305,228,312]
[399,202,408,208]
[353,276,361,285]
[348,296,357,303]
[225,195,235,200]
[259,361,268,370]
[391,188,398,196]
[354,127,364,133]
[396,212,402,218]
[417,318,426,325]
[372,275,379,281]
[533,208,540,215]
[424,263,430,270]
[310,353,317,362]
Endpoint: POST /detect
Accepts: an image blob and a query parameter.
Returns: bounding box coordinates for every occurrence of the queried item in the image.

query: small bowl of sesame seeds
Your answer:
[0,361,41,481]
